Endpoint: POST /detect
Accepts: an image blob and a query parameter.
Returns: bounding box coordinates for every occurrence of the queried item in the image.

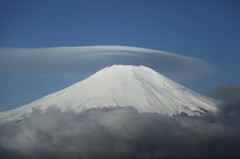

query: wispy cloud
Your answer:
[211,84,240,116]
[0,46,214,79]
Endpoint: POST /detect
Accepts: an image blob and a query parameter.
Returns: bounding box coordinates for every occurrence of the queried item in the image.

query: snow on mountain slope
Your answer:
[0,65,218,126]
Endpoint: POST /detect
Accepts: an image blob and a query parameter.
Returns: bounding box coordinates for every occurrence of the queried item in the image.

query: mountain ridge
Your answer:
[0,65,218,126]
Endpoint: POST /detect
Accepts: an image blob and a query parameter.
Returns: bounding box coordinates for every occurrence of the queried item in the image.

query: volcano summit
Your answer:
[0,65,218,126]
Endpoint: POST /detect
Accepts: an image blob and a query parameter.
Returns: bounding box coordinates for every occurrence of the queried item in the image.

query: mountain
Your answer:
[0,65,218,126]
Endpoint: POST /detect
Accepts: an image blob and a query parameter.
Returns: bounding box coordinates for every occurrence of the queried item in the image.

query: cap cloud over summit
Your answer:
[0,46,214,79]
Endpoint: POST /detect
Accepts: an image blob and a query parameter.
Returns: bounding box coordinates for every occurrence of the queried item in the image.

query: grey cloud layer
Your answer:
[0,107,240,159]
[0,46,214,79]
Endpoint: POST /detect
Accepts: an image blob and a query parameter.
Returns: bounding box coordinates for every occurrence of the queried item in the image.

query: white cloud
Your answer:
[0,46,214,79]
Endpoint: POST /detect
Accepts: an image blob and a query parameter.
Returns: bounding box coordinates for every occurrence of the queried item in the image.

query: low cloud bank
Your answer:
[1,108,240,159]
[1,85,240,159]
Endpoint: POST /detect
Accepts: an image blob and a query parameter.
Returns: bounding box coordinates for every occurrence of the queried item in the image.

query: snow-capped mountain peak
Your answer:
[0,65,218,125]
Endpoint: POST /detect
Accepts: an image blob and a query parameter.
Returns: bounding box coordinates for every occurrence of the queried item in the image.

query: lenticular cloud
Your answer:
[0,46,214,79]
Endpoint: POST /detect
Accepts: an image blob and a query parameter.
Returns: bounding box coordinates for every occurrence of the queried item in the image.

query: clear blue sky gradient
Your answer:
[0,0,240,111]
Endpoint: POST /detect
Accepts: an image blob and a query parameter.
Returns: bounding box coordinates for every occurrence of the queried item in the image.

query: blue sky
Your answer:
[0,0,240,111]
